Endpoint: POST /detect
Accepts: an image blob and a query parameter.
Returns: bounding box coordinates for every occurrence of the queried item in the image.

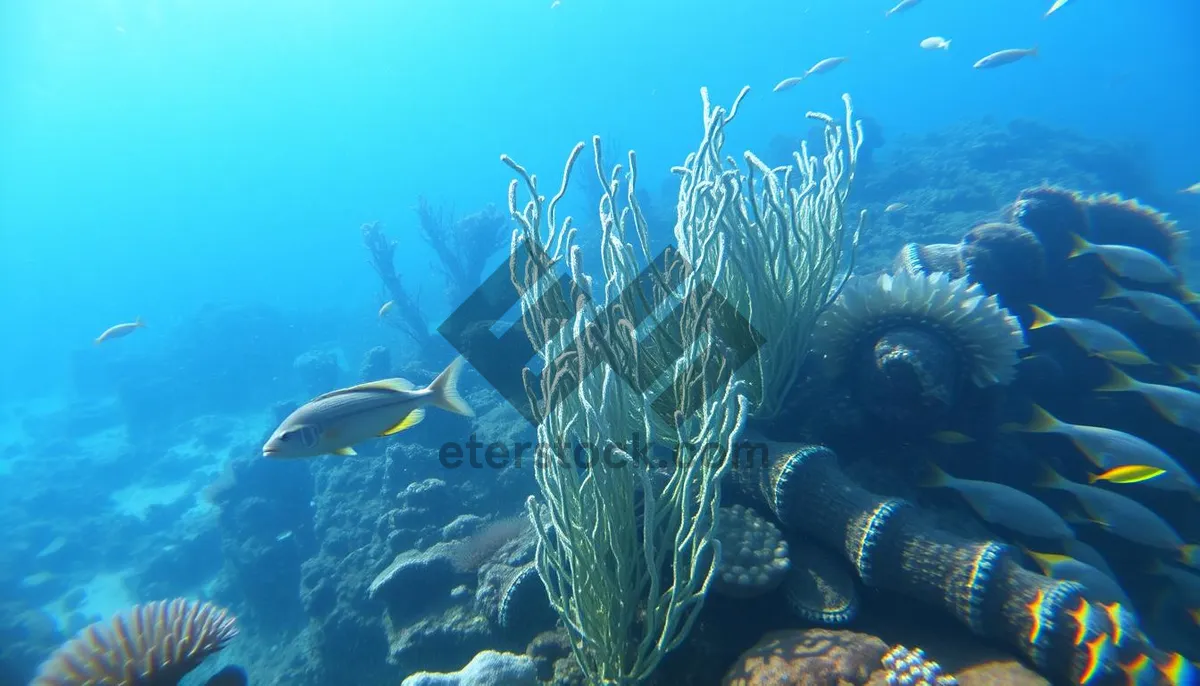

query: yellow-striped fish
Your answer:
[1098,365,1200,435]
[1036,467,1185,552]
[1100,279,1200,333]
[1028,305,1151,365]
[1009,405,1196,494]
[1069,233,1180,285]
[1088,464,1166,485]
[263,357,473,458]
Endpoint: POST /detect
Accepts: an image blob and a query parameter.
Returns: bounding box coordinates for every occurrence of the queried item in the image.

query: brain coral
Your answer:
[722,628,889,686]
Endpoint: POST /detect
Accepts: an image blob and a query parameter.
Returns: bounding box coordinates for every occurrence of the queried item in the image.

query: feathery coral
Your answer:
[31,599,238,686]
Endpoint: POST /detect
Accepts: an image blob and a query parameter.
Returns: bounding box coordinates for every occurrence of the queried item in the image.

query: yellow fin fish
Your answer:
[1036,466,1186,551]
[1099,279,1200,333]
[94,317,145,344]
[1027,305,1152,365]
[1013,405,1197,495]
[1097,364,1200,434]
[1025,551,1131,606]
[263,357,474,459]
[1068,233,1180,285]
[922,464,1075,539]
[1087,464,1166,485]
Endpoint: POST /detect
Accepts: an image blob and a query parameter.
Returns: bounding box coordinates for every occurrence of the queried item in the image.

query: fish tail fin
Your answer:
[1067,232,1091,258]
[1181,543,1199,566]
[1096,363,1137,393]
[943,39,951,49]
[1028,304,1057,329]
[1178,285,1200,304]
[1025,404,1062,433]
[136,316,146,328]
[919,462,951,488]
[1168,364,1193,384]
[1030,45,1040,58]
[1099,277,1123,300]
[1035,464,1067,490]
[427,357,474,417]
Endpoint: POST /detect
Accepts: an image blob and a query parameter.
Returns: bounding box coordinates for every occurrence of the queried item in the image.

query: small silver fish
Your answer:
[95,317,145,344]
[1037,467,1185,552]
[884,202,909,213]
[974,47,1039,69]
[1028,305,1151,365]
[1044,0,1071,18]
[919,37,951,50]
[885,0,921,17]
[803,56,848,78]
[772,77,805,93]
[263,357,473,458]
[1070,234,1179,284]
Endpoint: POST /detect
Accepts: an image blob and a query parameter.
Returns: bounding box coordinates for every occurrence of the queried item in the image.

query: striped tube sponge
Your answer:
[31,599,238,686]
[813,271,1026,388]
[731,442,1187,685]
[712,504,791,598]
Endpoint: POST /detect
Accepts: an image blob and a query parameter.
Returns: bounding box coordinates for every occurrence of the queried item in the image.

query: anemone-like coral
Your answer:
[892,243,965,279]
[712,505,791,599]
[30,599,238,686]
[812,271,1025,424]
[1008,185,1090,265]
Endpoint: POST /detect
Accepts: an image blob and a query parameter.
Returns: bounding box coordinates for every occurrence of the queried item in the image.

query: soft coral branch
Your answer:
[362,221,431,348]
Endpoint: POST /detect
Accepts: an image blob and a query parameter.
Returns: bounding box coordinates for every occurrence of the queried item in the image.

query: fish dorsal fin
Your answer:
[380,408,425,436]
[332,446,357,456]
[310,378,416,402]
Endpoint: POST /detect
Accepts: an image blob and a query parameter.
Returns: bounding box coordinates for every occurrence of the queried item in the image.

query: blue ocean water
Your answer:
[2,1,1199,684]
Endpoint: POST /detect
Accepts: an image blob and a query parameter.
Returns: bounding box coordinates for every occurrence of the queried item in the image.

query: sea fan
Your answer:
[31,599,238,686]
[813,270,1026,387]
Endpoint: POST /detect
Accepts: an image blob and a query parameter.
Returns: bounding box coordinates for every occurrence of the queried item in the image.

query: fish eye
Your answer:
[277,431,293,442]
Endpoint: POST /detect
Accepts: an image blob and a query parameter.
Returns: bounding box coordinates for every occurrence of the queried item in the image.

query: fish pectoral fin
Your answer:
[332,447,357,456]
[380,408,425,436]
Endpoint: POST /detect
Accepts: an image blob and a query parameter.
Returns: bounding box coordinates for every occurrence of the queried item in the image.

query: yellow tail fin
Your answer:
[1098,278,1123,301]
[427,357,474,417]
[1025,404,1062,433]
[1095,363,1136,393]
[1067,233,1091,259]
[1028,305,1057,330]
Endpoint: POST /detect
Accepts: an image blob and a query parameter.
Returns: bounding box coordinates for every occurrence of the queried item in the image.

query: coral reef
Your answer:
[415,198,510,310]
[721,628,889,686]
[400,649,539,686]
[30,599,238,686]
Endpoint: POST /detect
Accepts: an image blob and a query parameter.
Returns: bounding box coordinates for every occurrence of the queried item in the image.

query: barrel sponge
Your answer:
[812,271,1027,388]
[1084,192,1184,268]
[958,222,1046,305]
[722,628,889,686]
[782,537,860,625]
[712,504,791,598]
[31,599,238,686]
[1008,185,1088,263]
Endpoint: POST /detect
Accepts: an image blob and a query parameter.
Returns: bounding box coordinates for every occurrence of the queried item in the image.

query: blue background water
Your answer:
[1,0,1197,397]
